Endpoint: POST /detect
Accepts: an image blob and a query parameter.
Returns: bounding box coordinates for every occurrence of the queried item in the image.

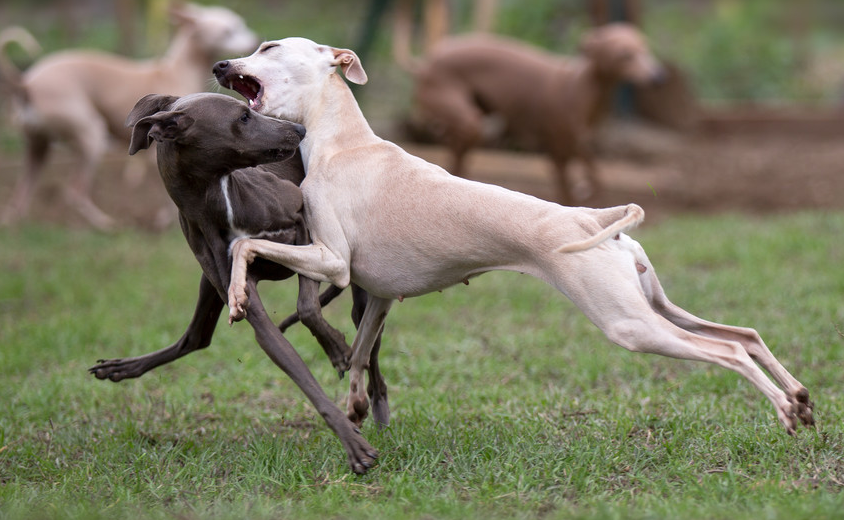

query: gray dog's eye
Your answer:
[240,111,250,123]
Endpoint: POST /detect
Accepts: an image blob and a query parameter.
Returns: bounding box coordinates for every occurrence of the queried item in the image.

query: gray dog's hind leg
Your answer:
[294,275,352,377]
[278,284,345,332]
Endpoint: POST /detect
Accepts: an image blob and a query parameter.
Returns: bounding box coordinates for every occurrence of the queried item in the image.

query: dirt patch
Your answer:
[1,120,842,230]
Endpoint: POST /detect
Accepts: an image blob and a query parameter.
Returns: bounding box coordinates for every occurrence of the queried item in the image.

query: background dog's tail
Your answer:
[0,26,41,100]
[556,204,645,253]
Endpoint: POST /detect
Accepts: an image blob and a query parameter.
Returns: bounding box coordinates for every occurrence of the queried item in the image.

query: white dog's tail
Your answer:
[556,203,645,253]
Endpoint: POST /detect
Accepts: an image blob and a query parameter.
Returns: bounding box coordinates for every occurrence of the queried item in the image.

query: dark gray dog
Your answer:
[89,92,380,473]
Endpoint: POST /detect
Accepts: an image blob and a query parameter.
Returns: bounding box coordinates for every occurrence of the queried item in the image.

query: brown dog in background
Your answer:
[402,23,665,203]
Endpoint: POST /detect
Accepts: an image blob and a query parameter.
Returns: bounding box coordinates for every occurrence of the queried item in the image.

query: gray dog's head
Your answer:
[126,92,305,176]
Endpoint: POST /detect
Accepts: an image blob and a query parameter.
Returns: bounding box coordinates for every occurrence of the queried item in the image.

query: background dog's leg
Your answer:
[64,115,115,231]
[416,86,483,177]
[89,274,223,381]
[243,277,377,474]
[579,148,602,201]
[0,132,50,226]
[550,155,573,205]
[293,275,352,377]
[351,285,389,429]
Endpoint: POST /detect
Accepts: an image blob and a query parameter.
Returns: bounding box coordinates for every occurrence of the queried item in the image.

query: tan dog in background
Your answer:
[0,4,258,230]
[403,23,665,203]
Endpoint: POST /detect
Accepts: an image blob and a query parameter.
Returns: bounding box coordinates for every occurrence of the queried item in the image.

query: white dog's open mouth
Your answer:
[226,74,263,110]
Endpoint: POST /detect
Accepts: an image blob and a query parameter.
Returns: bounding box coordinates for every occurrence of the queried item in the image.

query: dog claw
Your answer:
[346,434,378,475]
[228,303,247,325]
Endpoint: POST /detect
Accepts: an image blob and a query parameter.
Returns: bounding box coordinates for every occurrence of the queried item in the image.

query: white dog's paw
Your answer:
[227,285,249,324]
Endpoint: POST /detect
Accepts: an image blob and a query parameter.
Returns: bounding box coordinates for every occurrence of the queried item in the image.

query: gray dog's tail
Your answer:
[556,203,645,253]
[0,26,41,100]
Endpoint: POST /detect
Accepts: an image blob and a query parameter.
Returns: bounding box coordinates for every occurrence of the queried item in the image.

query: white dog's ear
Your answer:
[331,47,368,85]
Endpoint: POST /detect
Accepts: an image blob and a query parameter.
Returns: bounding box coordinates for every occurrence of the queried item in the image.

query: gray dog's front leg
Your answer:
[89,274,223,381]
[243,277,378,474]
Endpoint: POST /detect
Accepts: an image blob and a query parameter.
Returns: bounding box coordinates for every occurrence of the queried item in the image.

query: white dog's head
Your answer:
[213,37,367,122]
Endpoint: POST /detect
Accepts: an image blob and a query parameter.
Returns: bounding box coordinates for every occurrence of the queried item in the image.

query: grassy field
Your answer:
[1,212,843,519]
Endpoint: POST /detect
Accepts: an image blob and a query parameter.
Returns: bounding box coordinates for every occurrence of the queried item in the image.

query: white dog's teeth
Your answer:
[238,75,244,79]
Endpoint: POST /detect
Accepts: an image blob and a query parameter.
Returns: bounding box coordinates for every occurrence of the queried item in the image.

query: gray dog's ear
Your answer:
[331,47,367,85]
[127,94,182,155]
[128,111,195,155]
[126,94,180,128]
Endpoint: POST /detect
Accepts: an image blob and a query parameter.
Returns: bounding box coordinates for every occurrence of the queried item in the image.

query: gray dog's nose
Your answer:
[293,123,306,139]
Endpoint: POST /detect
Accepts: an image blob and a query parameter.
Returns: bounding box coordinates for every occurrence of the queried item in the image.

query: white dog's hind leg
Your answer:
[632,243,814,427]
[553,240,807,435]
[603,311,801,433]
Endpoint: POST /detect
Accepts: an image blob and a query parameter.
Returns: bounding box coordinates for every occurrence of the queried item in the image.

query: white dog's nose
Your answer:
[212,60,231,78]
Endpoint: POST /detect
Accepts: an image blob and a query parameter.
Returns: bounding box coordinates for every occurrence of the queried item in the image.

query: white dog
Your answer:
[214,37,813,473]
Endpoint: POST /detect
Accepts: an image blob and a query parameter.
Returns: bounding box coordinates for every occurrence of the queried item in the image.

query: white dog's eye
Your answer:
[259,43,279,53]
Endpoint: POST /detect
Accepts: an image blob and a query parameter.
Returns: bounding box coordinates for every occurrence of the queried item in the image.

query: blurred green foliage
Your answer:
[490,0,844,103]
[643,0,844,102]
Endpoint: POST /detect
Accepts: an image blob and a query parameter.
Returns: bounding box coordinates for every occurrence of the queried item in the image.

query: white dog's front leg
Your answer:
[228,237,350,323]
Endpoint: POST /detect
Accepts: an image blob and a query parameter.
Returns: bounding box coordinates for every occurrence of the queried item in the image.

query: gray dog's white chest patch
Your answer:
[220,175,248,238]
[220,174,295,244]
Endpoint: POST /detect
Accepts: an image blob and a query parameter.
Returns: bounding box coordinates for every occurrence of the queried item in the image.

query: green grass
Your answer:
[1,212,844,519]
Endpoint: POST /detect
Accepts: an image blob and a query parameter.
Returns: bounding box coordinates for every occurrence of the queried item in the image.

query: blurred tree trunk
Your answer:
[146,0,170,56]
[115,0,137,55]
[56,0,81,44]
